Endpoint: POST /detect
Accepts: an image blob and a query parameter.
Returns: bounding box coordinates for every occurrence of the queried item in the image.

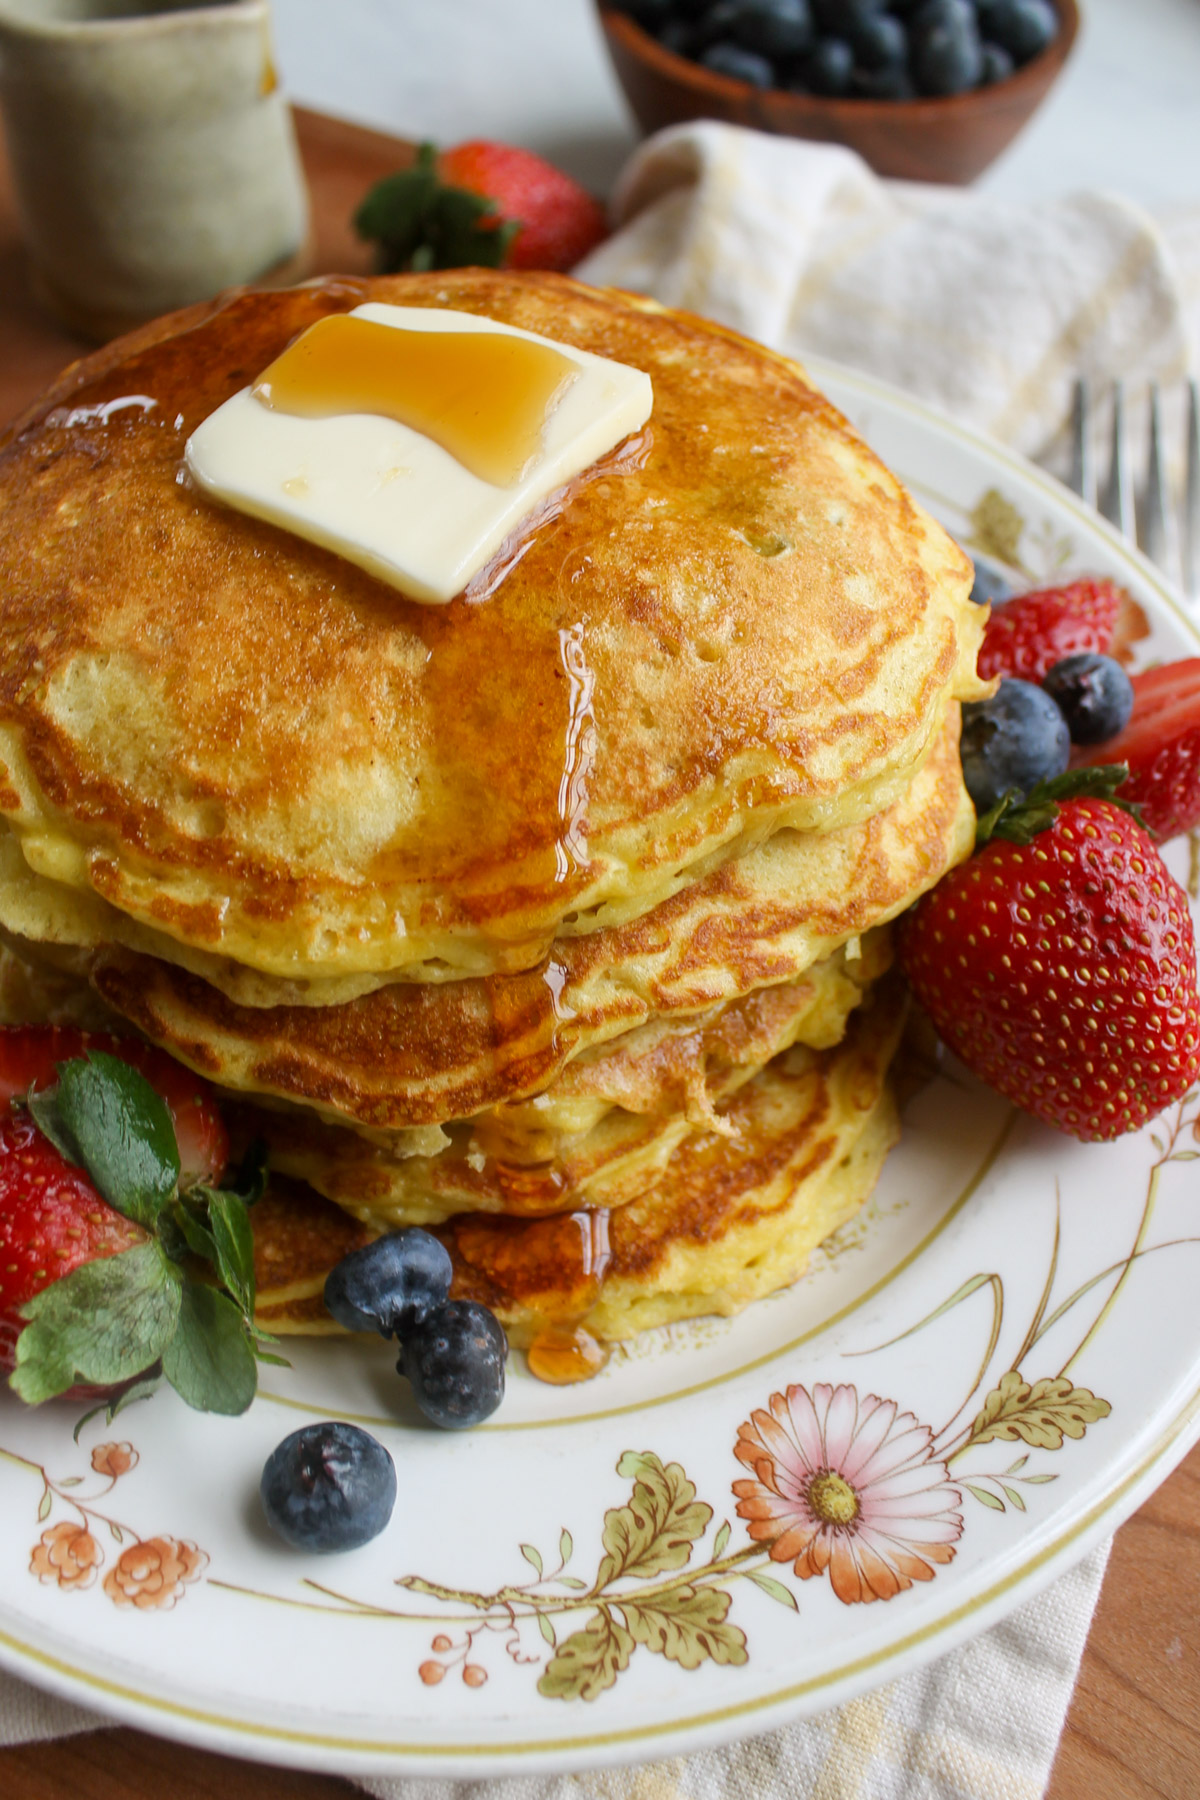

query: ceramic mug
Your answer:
[0,0,311,340]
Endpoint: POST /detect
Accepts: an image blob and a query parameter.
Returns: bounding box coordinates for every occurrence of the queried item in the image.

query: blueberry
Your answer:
[911,0,984,95]
[699,40,777,82]
[323,1228,452,1339]
[813,0,887,30]
[691,0,742,48]
[733,0,814,58]
[1041,654,1134,746]
[624,0,676,30]
[400,1299,508,1430]
[960,678,1070,811]
[968,557,1015,605]
[802,34,855,93]
[260,1423,396,1553]
[853,63,916,97]
[979,40,1015,82]
[848,11,907,70]
[658,18,699,52]
[976,0,1056,62]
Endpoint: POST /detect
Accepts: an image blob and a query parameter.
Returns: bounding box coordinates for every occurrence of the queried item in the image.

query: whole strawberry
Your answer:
[978,579,1124,682]
[898,787,1200,1141]
[355,140,607,276]
[0,1109,146,1384]
[0,1028,270,1411]
[1076,657,1200,842]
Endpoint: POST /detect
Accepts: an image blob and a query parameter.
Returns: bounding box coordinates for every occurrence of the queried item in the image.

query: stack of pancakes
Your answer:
[0,271,986,1372]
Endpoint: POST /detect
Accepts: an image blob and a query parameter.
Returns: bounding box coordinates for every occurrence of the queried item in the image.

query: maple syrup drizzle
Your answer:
[251,313,578,487]
[527,1324,610,1385]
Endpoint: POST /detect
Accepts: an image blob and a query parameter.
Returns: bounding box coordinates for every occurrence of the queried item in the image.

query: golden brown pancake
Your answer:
[251,980,905,1343]
[228,934,890,1225]
[0,271,986,986]
[30,713,970,1131]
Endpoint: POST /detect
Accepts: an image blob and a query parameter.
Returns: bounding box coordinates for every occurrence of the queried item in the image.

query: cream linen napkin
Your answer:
[3,120,1194,1793]
[576,122,1200,477]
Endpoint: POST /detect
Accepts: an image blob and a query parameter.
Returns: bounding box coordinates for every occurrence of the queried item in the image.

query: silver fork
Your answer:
[1070,376,1200,607]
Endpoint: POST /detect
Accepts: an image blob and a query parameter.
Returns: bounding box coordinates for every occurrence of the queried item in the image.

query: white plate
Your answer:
[2,359,1199,1780]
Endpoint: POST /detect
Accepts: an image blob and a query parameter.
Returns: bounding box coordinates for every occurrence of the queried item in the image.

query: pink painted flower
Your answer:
[733,1382,963,1605]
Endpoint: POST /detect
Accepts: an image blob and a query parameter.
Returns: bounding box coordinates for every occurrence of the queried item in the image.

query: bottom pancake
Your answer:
[253,979,905,1354]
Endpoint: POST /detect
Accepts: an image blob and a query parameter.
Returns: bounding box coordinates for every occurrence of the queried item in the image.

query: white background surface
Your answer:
[269,0,1200,204]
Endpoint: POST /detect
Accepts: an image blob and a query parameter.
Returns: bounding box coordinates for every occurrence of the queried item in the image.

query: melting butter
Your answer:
[184,304,653,605]
[253,313,579,488]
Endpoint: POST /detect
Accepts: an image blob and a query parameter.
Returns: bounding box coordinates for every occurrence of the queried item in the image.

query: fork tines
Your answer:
[1071,375,1200,608]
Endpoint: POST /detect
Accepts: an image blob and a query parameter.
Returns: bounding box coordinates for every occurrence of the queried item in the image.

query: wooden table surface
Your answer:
[0,106,1198,1798]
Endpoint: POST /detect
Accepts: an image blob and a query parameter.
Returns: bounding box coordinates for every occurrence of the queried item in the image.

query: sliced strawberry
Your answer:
[0,1108,147,1377]
[1072,658,1200,842]
[0,1027,228,1187]
[978,579,1124,682]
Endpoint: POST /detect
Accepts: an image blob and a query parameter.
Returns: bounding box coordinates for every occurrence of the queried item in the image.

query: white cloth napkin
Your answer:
[6,120,1196,1794]
[576,123,1200,479]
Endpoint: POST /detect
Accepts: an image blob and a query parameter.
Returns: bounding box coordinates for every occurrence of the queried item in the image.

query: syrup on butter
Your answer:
[184,304,653,605]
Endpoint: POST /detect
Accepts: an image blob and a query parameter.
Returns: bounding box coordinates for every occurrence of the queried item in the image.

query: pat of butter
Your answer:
[184,304,653,604]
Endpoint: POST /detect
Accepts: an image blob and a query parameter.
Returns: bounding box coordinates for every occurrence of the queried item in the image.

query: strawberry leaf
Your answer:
[72,1375,161,1442]
[26,1086,82,1166]
[51,1053,180,1228]
[976,764,1138,848]
[354,145,518,274]
[206,1191,256,1318]
[11,1242,182,1403]
[163,1199,217,1264]
[160,1283,257,1415]
[220,1137,269,1208]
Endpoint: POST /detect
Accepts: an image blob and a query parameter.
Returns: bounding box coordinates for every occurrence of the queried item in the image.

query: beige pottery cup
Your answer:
[0,0,311,340]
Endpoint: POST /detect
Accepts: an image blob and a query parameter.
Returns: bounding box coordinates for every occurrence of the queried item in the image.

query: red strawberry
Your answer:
[1074,658,1200,842]
[897,798,1200,1141]
[0,1026,228,1187]
[354,141,607,278]
[0,1109,147,1381]
[978,579,1124,682]
[436,141,608,272]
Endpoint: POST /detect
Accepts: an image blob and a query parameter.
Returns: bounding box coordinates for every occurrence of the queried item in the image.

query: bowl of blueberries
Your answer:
[597,0,1079,183]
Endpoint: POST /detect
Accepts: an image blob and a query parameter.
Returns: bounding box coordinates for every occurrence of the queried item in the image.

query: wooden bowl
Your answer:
[596,0,1079,184]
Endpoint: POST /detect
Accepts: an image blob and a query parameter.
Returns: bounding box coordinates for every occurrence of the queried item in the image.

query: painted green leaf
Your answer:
[559,1576,587,1590]
[965,1483,1005,1511]
[537,1612,556,1648]
[744,1566,800,1611]
[537,1607,634,1701]
[37,1486,51,1522]
[520,1544,544,1577]
[713,1521,731,1559]
[968,1370,1111,1451]
[1002,1486,1027,1512]
[595,1452,711,1587]
[968,487,1027,574]
[559,1529,573,1567]
[623,1585,748,1671]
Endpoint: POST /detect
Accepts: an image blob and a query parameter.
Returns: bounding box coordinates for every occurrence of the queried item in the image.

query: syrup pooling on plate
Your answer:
[251,313,580,488]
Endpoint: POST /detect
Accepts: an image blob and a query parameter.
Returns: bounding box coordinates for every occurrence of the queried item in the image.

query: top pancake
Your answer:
[0,271,985,982]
